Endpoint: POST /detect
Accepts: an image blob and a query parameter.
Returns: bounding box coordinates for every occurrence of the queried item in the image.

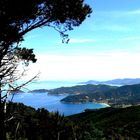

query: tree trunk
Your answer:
[0,50,6,140]
[0,45,9,140]
[0,91,6,140]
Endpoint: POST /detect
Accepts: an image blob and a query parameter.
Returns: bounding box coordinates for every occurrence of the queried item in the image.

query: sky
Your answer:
[21,0,140,81]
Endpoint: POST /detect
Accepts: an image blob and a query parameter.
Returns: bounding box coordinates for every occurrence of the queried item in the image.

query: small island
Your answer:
[29,89,49,93]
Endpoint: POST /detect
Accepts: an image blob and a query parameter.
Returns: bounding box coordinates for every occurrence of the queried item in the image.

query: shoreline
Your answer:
[61,100,110,107]
[98,102,110,107]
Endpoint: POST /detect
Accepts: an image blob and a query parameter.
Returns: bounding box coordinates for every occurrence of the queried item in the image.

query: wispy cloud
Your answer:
[127,9,140,15]
[26,34,41,40]
[97,9,140,17]
[94,25,130,32]
[97,35,140,42]
[69,38,96,43]
[120,36,140,41]
[91,9,140,34]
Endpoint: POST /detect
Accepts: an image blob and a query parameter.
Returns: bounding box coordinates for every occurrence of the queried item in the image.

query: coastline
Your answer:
[61,100,110,108]
[99,102,110,107]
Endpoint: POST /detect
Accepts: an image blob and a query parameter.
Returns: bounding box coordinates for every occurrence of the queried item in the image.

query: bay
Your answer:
[9,92,108,116]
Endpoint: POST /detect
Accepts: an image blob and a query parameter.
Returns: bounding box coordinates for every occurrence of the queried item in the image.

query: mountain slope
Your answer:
[6,102,140,140]
[80,78,140,85]
[61,84,140,106]
[68,105,140,140]
[48,84,117,95]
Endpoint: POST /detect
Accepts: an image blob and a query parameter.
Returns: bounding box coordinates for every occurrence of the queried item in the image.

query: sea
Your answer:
[8,81,109,116]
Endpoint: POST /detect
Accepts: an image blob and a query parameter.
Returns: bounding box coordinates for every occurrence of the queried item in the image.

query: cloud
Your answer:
[94,25,130,32]
[69,38,96,43]
[25,34,41,40]
[97,9,140,17]
[120,36,140,41]
[101,35,140,42]
[24,51,140,81]
[127,9,140,15]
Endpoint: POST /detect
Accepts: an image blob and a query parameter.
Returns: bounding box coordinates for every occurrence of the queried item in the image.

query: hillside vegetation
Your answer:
[48,84,117,95]
[5,102,140,140]
[68,105,140,140]
[48,84,140,106]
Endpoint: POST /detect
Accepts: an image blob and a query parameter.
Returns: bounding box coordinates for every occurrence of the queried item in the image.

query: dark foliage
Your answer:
[68,105,140,140]
[0,1,92,139]
[6,102,76,140]
[0,0,92,45]
[5,102,140,140]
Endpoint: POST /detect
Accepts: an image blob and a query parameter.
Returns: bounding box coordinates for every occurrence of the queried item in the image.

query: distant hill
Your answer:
[80,78,140,85]
[61,84,140,106]
[10,89,24,94]
[29,89,48,93]
[61,84,140,105]
[48,84,117,95]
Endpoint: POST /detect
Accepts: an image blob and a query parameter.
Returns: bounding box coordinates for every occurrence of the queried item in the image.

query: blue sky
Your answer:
[21,0,140,81]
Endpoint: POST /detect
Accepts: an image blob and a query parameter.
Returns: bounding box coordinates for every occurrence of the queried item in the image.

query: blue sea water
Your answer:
[8,81,109,116]
[9,92,108,116]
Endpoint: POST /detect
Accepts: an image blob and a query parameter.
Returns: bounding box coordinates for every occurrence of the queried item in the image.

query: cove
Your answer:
[9,92,108,116]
